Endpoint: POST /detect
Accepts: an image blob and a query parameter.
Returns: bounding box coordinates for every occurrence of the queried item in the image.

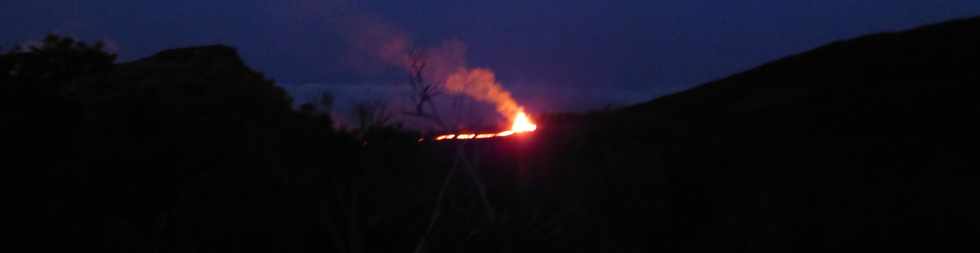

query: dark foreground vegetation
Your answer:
[6,16,979,252]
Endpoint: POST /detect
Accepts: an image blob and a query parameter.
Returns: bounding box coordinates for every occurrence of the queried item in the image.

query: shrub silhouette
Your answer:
[12,16,980,252]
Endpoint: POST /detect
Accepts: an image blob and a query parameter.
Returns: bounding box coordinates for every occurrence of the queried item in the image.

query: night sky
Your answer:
[4,1,979,114]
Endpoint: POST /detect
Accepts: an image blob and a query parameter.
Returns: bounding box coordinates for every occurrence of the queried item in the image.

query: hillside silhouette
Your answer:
[5,38,369,252]
[567,16,980,251]
[6,16,979,252]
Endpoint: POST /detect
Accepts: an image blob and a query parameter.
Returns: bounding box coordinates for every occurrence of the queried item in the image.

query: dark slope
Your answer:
[575,16,980,251]
[7,44,360,252]
[622,16,978,134]
[9,17,980,252]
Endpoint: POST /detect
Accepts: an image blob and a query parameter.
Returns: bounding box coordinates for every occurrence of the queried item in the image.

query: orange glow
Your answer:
[431,110,537,141]
[434,134,455,140]
[510,111,537,133]
[495,130,514,137]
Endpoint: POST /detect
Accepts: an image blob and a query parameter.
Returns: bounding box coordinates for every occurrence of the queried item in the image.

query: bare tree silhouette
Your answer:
[403,47,446,129]
[399,45,496,253]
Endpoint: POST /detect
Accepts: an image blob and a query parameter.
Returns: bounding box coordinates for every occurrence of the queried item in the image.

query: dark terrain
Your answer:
[6,16,979,252]
[580,16,980,251]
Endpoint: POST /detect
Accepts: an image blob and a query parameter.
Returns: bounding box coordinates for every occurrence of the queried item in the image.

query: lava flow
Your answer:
[434,110,537,141]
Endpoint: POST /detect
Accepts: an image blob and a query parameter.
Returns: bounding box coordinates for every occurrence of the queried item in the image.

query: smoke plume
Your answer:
[444,68,521,117]
[339,13,523,121]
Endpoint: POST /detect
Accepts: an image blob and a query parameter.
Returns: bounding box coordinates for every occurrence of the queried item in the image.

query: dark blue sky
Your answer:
[3,1,979,113]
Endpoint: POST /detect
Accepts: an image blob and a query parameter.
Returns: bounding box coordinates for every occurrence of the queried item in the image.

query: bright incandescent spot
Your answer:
[433,110,537,141]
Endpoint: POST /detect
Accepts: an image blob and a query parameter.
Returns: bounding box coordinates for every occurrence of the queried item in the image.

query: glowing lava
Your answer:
[433,110,537,141]
[510,111,538,133]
